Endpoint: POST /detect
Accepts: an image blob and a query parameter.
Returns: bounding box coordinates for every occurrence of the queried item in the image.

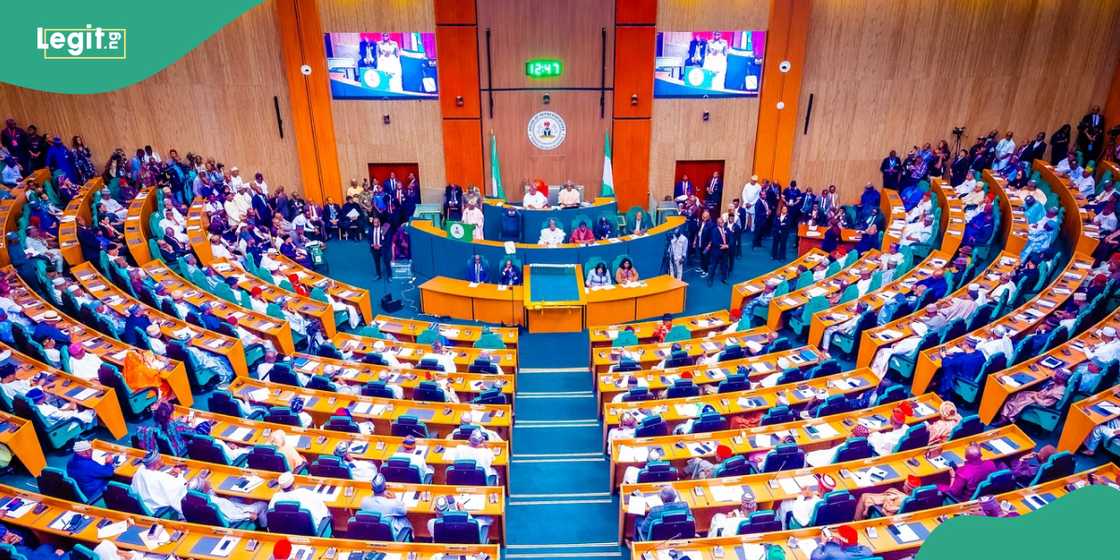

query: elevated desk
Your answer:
[420,277,525,326]
[375,314,519,348]
[730,249,829,312]
[58,179,103,266]
[584,275,687,326]
[589,310,732,349]
[1059,384,1120,452]
[481,196,618,242]
[525,264,586,333]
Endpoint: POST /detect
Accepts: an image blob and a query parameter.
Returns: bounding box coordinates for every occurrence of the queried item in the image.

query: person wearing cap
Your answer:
[606,413,637,452]
[939,443,999,502]
[245,285,268,314]
[448,412,503,443]
[131,451,188,516]
[1073,326,1120,393]
[707,491,758,537]
[776,474,835,528]
[804,424,871,468]
[635,486,691,540]
[809,524,874,559]
[821,301,870,353]
[67,342,104,381]
[391,436,434,481]
[364,340,403,370]
[265,429,307,472]
[30,310,71,347]
[267,471,330,531]
[926,401,962,445]
[740,278,780,321]
[854,474,921,520]
[358,473,413,540]
[0,524,72,560]
[144,323,169,355]
[420,340,457,374]
[333,441,378,481]
[940,285,983,323]
[22,226,64,273]
[66,440,117,500]
[445,429,498,482]
[123,349,171,399]
[870,302,949,377]
[741,174,762,232]
[868,404,912,456]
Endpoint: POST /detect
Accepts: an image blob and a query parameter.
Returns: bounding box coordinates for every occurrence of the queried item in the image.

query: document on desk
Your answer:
[209,535,240,557]
[140,525,171,550]
[739,544,767,560]
[988,437,1016,454]
[626,495,647,515]
[675,403,701,417]
[458,493,485,511]
[247,388,270,402]
[3,500,37,519]
[891,523,920,543]
[617,445,649,463]
[709,485,745,502]
[777,477,800,494]
[48,511,83,530]
[97,519,130,539]
[807,423,839,439]
[233,475,264,493]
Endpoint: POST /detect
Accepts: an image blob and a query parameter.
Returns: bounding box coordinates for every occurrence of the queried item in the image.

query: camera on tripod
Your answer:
[952,126,966,136]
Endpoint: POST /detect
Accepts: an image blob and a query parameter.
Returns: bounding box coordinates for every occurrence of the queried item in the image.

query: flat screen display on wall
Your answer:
[323,32,438,100]
[654,30,765,98]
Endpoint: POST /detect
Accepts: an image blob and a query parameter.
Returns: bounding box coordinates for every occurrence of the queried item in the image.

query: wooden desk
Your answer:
[175,406,510,485]
[807,251,952,347]
[286,353,516,402]
[1059,384,1120,453]
[584,275,687,326]
[617,425,1032,541]
[590,310,732,349]
[591,326,773,375]
[420,277,525,326]
[912,254,1096,401]
[334,332,518,370]
[524,264,586,333]
[628,463,1120,558]
[58,179,103,266]
[210,256,338,336]
[1034,160,1100,256]
[0,408,48,476]
[6,270,194,410]
[603,368,879,438]
[375,315,519,348]
[123,188,157,265]
[229,377,513,440]
[608,393,943,487]
[596,345,823,407]
[984,170,1031,255]
[273,251,374,324]
[857,252,1019,368]
[768,250,882,331]
[796,222,862,255]
[71,262,249,378]
[730,249,829,312]
[184,198,213,265]
[976,307,1120,425]
[94,440,506,543]
[0,484,501,559]
[0,340,127,440]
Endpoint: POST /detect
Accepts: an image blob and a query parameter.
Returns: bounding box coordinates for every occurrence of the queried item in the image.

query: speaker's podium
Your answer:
[524,264,586,333]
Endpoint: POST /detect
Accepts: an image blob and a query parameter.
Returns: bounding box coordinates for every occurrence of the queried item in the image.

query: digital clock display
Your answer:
[525,59,563,78]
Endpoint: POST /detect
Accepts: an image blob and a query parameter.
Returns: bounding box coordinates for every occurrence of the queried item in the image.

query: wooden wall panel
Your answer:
[649,0,770,207]
[616,0,657,25]
[318,0,446,196]
[442,118,485,187]
[791,0,1120,204]
[613,27,656,118]
[482,91,613,200]
[0,1,299,192]
[437,26,482,118]
[612,118,653,210]
[477,0,614,89]
[435,0,477,25]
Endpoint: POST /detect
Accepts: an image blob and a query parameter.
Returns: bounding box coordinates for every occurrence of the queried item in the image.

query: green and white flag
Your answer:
[601,131,615,197]
[490,132,505,199]
[446,221,474,241]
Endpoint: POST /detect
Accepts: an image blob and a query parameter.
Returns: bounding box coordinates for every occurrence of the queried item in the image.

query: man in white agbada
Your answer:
[448,412,504,442]
[741,175,762,231]
[776,477,834,528]
[522,184,549,209]
[975,325,1014,361]
[870,304,948,377]
[538,218,566,246]
[99,191,128,220]
[333,442,379,482]
[899,216,934,246]
[445,429,498,481]
[268,471,331,530]
[0,366,96,425]
[131,451,188,516]
[708,493,759,537]
[67,343,104,382]
[867,408,910,456]
[421,341,458,373]
[821,302,870,352]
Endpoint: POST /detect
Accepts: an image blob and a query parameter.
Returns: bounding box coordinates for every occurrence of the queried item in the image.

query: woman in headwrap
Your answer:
[286,273,309,297]
[997,370,1072,425]
[138,400,191,456]
[804,424,871,467]
[123,349,172,400]
[926,401,962,444]
[266,428,307,472]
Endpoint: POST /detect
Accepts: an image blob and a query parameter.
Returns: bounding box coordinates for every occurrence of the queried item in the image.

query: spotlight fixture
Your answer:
[702,111,710,122]
[382,114,391,125]
[630,94,639,106]
[543,93,551,105]
[455,96,464,107]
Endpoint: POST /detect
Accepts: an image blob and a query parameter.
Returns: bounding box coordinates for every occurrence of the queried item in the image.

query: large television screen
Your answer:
[323,32,438,100]
[654,31,765,98]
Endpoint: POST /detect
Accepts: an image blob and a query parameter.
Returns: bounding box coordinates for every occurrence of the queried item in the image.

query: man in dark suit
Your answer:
[880,150,903,190]
[728,198,748,258]
[693,210,713,276]
[707,217,731,285]
[704,172,723,215]
[686,38,707,67]
[368,215,391,280]
[466,254,488,283]
[674,174,694,200]
[1077,106,1105,161]
[1021,131,1047,163]
[635,486,692,541]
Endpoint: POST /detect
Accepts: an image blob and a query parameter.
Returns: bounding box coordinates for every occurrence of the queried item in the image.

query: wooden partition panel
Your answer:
[616,0,657,24]
[442,118,485,187]
[612,118,653,210]
[613,27,656,119]
[434,0,477,25]
[437,26,483,119]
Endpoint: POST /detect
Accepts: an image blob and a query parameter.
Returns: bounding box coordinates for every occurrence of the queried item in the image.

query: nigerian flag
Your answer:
[601,131,615,197]
[490,132,505,198]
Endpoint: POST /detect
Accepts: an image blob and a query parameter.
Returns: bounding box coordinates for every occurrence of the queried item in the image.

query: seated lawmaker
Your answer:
[67,440,117,501]
[570,221,595,243]
[615,258,639,285]
[466,254,488,283]
[523,183,549,209]
[938,443,998,502]
[586,262,612,288]
[558,182,581,208]
[593,216,614,239]
[499,258,521,286]
[538,218,566,246]
[635,486,691,541]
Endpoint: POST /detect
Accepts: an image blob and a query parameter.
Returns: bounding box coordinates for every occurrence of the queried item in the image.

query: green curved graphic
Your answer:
[917,484,1120,559]
[0,0,262,94]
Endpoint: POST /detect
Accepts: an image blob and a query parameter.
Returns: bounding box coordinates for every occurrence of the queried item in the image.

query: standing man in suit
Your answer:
[1021,131,1047,163]
[771,205,792,261]
[880,150,903,190]
[674,174,694,201]
[707,216,731,285]
[694,210,713,276]
[728,199,748,258]
[466,255,488,283]
[704,172,723,215]
[1077,106,1105,161]
[752,195,769,248]
[369,215,391,280]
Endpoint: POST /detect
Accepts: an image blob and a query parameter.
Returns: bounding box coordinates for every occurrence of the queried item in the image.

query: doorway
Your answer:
[368,162,420,188]
[674,160,726,214]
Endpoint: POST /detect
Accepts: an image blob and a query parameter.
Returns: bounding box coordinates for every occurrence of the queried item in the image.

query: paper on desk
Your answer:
[752,361,772,374]
[794,474,817,489]
[3,500,36,519]
[97,519,129,539]
[626,495,647,515]
[458,493,485,511]
[807,287,827,298]
[49,511,83,530]
[72,388,100,401]
[795,538,819,556]
[808,423,839,439]
[248,388,270,402]
[740,544,767,560]
[617,445,650,463]
[892,523,920,543]
[139,525,171,550]
[988,438,1015,454]
[228,427,253,441]
[675,403,701,417]
[777,477,800,494]
[709,485,745,502]
[209,535,240,557]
